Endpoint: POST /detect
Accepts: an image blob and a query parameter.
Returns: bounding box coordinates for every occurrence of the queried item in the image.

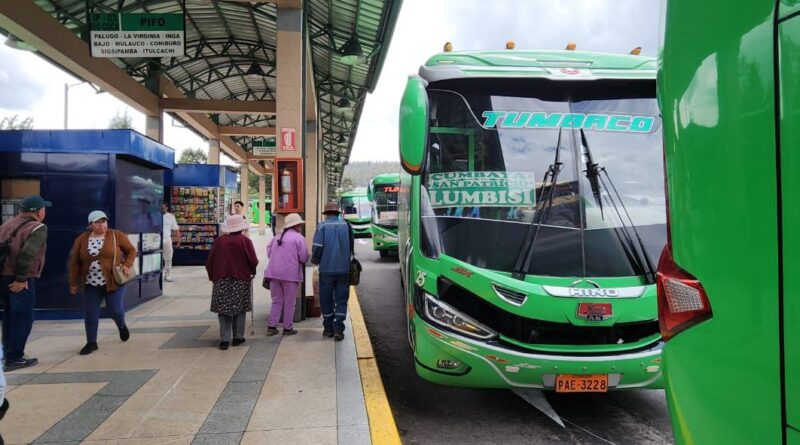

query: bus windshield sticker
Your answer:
[428,171,536,209]
[481,111,655,133]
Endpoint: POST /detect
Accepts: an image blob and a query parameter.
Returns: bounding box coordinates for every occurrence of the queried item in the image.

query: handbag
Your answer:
[262,276,271,290]
[349,254,362,286]
[111,230,136,285]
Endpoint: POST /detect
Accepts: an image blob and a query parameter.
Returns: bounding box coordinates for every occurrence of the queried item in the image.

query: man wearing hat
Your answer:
[0,195,51,372]
[312,202,354,341]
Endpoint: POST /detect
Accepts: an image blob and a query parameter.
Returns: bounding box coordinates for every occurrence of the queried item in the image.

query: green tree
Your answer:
[178,148,208,164]
[108,110,132,129]
[339,177,355,193]
[0,115,34,130]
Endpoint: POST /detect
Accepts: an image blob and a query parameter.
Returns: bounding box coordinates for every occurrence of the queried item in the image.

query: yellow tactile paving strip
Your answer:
[349,286,402,445]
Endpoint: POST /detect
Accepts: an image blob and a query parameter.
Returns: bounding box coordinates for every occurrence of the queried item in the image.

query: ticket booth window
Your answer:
[1,179,40,223]
[274,159,303,214]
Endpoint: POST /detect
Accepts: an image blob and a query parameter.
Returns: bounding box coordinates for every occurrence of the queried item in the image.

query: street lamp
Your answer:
[64,81,104,129]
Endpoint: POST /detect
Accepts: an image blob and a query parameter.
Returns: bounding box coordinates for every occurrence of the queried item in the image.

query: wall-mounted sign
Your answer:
[89,13,185,58]
[280,128,296,151]
[252,139,276,157]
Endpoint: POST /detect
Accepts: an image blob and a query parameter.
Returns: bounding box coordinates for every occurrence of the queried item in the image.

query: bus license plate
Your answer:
[555,374,609,393]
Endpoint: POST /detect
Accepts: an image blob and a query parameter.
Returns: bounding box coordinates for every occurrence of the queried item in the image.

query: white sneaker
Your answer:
[164,277,174,282]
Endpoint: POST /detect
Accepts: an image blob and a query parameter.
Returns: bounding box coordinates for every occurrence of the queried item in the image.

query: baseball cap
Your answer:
[20,195,52,212]
[88,210,109,223]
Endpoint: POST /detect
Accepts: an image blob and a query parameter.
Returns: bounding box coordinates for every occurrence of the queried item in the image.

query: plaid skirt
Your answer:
[210,278,252,316]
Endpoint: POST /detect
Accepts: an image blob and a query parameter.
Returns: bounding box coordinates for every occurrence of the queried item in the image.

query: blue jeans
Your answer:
[0,277,36,361]
[319,273,350,332]
[84,285,127,343]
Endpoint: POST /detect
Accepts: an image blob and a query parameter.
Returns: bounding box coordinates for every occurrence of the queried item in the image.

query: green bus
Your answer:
[367,173,401,257]
[340,189,371,236]
[248,198,271,225]
[658,1,798,443]
[397,48,667,392]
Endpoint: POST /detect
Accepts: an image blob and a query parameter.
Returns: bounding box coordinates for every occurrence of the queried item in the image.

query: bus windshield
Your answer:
[420,78,666,278]
[372,183,400,228]
[341,195,370,220]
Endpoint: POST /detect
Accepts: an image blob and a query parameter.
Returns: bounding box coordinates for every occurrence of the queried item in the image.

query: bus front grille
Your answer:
[437,278,660,348]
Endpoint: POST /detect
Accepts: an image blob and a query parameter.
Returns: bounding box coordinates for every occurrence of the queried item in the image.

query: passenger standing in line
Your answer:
[69,211,136,356]
[161,203,180,282]
[0,195,51,372]
[312,202,354,341]
[206,214,258,350]
[264,213,309,336]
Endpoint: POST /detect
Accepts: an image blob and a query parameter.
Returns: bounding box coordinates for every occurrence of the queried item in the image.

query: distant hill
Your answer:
[342,161,401,188]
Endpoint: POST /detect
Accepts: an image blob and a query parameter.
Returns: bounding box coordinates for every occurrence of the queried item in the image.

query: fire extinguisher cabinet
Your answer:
[274,158,303,214]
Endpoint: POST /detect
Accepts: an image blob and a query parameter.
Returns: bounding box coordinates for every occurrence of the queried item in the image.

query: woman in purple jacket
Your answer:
[264,213,309,336]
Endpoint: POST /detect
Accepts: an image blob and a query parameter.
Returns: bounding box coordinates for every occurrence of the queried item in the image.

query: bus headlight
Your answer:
[423,292,497,340]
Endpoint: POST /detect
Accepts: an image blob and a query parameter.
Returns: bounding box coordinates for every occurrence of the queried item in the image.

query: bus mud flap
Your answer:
[512,389,565,428]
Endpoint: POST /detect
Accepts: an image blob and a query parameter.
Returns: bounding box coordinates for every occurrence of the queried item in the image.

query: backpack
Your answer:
[0,219,37,273]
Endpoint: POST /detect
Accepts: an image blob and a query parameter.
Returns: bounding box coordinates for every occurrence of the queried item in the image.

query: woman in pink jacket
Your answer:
[264,213,309,336]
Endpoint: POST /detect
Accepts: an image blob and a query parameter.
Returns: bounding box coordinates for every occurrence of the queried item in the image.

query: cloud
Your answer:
[0,45,49,109]
[349,0,660,162]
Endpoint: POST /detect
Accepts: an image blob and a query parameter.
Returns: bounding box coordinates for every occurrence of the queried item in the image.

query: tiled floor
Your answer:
[1,232,371,445]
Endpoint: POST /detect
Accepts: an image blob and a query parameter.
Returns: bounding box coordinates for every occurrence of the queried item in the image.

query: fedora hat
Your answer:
[221,214,250,233]
[284,213,305,229]
[323,202,341,214]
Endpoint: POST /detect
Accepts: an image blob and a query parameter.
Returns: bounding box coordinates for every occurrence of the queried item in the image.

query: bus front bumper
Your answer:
[412,318,664,391]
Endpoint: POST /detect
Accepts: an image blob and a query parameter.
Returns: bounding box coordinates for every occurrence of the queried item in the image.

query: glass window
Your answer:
[420,78,666,278]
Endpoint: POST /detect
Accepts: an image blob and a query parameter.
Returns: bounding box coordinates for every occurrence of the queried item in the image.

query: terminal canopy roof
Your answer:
[4,0,400,195]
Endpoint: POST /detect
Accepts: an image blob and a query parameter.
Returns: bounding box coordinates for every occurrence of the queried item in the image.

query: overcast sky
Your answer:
[0,0,661,164]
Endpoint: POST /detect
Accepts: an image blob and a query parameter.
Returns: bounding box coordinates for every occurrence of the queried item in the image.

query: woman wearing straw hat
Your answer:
[68,210,137,356]
[205,214,258,350]
[263,213,309,336]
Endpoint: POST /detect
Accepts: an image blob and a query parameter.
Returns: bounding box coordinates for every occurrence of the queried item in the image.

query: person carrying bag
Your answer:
[263,213,309,336]
[68,211,136,356]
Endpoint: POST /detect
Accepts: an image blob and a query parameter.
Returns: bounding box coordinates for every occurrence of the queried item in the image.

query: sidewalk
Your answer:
[1,232,392,445]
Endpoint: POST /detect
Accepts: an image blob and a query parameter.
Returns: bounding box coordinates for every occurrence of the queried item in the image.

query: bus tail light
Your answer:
[656,247,712,340]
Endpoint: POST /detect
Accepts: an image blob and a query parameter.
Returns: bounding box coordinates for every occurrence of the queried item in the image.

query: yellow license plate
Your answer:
[555,374,609,393]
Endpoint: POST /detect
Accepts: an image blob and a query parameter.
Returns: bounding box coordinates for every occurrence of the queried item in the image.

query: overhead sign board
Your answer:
[90,13,185,58]
[252,139,276,157]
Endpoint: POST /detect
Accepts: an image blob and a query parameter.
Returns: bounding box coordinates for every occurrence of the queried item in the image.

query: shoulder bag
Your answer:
[111,230,137,285]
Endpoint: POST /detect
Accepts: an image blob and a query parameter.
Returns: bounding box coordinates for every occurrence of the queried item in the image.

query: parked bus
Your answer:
[340,189,371,236]
[397,47,666,392]
[367,173,401,257]
[657,1,797,443]
[248,198,271,225]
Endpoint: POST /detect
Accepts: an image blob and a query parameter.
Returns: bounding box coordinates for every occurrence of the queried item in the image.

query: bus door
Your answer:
[779,8,800,439]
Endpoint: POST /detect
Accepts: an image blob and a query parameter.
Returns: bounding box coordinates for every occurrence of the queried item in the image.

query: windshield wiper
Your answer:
[511,128,564,280]
[580,129,656,284]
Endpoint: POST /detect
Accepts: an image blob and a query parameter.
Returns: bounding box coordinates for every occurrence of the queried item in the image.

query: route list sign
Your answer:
[90,13,185,58]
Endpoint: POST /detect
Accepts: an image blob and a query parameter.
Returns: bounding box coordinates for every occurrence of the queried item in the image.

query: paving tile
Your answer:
[0,382,106,445]
[336,318,369,428]
[338,424,372,445]
[247,329,337,431]
[191,432,243,445]
[241,427,337,445]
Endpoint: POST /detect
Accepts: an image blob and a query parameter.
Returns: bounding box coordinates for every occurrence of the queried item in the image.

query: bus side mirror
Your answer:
[399,76,428,175]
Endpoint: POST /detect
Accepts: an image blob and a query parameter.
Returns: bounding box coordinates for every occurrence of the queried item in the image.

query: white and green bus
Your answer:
[367,173,400,257]
[398,48,667,392]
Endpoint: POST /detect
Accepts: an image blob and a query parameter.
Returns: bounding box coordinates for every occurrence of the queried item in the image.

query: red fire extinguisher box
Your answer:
[274,158,303,214]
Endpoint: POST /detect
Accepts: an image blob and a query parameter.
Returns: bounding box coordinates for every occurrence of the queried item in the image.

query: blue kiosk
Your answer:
[165,164,239,265]
[0,130,174,318]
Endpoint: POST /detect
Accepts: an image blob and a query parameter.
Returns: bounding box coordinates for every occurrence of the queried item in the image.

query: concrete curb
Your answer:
[349,286,402,445]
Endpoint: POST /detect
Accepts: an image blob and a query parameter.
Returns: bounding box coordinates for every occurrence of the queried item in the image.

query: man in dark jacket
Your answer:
[0,195,51,372]
[312,202,354,341]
